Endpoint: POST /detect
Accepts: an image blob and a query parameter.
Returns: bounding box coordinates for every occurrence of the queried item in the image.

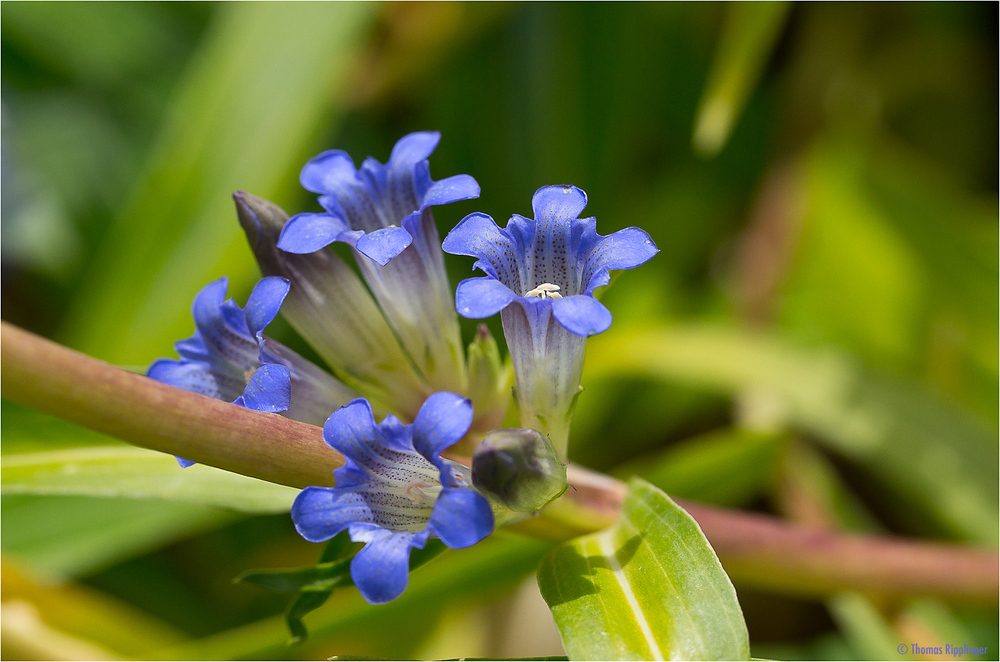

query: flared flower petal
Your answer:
[148,275,357,469]
[291,393,494,604]
[442,185,658,458]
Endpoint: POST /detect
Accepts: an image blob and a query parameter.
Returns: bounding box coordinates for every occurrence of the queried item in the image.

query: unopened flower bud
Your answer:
[471,428,567,512]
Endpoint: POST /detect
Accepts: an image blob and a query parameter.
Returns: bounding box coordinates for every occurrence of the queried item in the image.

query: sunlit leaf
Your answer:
[2,446,299,514]
[537,478,749,661]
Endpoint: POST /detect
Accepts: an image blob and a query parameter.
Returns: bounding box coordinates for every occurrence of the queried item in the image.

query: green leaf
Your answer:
[1,446,299,514]
[537,478,749,661]
[692,2,791,156]
[59,2,379,365]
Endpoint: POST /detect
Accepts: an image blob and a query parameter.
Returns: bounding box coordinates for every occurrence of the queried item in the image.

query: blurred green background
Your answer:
[1,2,997,660]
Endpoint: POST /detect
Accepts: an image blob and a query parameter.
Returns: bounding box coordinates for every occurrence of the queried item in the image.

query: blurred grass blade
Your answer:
[1,495,234,579]
[1,556,187,658]
[827,592,906,661]
[692,2,791,157]
[614,428,785,508]
[587,325,999,544]
[2,446,299,514]
[60,2,379,365]
[537,478,749,661]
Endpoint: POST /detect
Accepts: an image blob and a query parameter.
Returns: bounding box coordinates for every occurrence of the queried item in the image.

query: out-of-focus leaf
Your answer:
[692,2,791,156]
[1,446,299,514]
[0,2,186,87]
[537,478,749,661]
[614,428,784,508]
[1,495,234,579]
[159,534,555,660]
[1,400,126,455]
[777,442,882,533]
[827,592,905,661]
[1,557,186,658]
[60,2,379,365]
[586,325,999,544]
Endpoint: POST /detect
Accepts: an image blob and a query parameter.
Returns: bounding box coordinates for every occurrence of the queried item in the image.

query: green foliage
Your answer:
[538,479,749,660]
[2,2,997,658]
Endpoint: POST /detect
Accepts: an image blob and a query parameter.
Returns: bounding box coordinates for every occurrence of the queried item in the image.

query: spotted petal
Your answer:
[427,489,494,549]
[551,294,613,337]
[349,527,420,604]
[277,212,352,254]
[412,392,474,469]
[454,277,517,319]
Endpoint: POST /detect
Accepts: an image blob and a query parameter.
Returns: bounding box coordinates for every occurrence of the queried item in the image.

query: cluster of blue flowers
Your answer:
[149,132,657,604]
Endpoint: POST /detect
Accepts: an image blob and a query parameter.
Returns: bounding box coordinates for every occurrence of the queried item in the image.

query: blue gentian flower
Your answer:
[291,392,494,604]
[148,276,356,465]
[276,132,479,394]
[442,185,658,458]
[235,191,432,420]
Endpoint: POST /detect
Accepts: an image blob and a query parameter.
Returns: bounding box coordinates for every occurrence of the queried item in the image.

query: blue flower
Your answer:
[148,276,356,465]
[235,191,432,420]
[442,185,657,458]
[291,392,494,604]
[275,132,478,395]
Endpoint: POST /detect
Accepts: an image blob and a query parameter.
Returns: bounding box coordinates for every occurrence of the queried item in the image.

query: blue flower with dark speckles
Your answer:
[291,392,494,604]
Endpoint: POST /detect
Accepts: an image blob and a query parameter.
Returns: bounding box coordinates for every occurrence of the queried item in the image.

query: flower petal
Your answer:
[421,174,480,208]
[191,277,229,331]
[291,486,364,542]
[412,392,474,465]
[240,363,291,413]
[581,227,659,294]
[277,213,351,254]
[300,150,357,194]
[176,457,195,468]
[146,358,224,400]
[322,398,379,459]
[354,225,413,266]
[243,277,289,339]
[551,294,613,337]
[427,488,494,549]
[349,528,419,604]
[389,131,440,167]
[531,184,588,223]
[454,277,517,319]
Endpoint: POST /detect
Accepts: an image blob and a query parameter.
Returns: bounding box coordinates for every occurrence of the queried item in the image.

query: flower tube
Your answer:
[235,191,431,420]
[276,132,478,394]
[442,185,658,459]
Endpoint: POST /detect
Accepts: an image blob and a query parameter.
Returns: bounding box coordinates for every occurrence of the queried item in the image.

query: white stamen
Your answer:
[405,481,437,505]
[524,283,563,300]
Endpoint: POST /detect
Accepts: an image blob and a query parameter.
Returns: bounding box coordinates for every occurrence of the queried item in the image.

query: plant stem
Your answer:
[2,321,996,603]
[1,321,340,489]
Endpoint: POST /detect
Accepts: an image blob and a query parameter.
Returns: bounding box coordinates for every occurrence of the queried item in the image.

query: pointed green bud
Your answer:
[466,324,512,434]
[471,428,567,512]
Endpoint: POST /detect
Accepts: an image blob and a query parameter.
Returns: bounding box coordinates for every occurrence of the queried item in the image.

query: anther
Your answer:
[524,283,562,300]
